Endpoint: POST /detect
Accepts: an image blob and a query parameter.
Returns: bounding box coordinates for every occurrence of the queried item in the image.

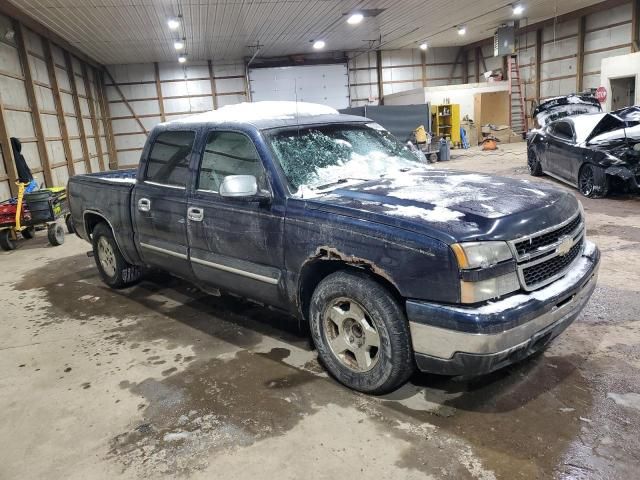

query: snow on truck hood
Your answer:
[305,170,578,242]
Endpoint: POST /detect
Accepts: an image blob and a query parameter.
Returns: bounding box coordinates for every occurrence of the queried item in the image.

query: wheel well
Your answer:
[83,212,109,238]
[297,259,404,322]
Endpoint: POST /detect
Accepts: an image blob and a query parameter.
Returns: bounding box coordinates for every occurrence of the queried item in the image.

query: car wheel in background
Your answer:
[91,222,142,289]
[527,148,543,176]
[65,214,75,234]
[579,164,609,198]
[309,270,414,394]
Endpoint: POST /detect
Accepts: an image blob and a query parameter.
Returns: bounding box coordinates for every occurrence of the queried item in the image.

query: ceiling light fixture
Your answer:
[419,42,428,51]
[347,12,364,25]
[313,40,326,50]
[178,55,187,63]
[174,40,184,50]
[512,4,525,15]
[457,25,466,35]
[167,18,180,30]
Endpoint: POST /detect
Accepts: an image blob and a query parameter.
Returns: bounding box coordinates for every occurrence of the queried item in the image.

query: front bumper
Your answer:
[407,241,600,376]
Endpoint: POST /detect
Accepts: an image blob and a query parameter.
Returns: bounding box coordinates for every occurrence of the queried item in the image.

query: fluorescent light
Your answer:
[178,55,187,63]
[167,18,180,30]
[313,40,326,50]
[512,4,525,15]
[347,13,364,25]
[419,42,428,51]
[174,41,184,50]
[457,25,466,35]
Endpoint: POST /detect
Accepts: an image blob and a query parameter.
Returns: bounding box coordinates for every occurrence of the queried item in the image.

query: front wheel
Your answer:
[309,271,414,394]
[0,229,16,251]
[91,222,142,289]
[579,164,609,198]
[47,223,65,246]
[527,148,543,176]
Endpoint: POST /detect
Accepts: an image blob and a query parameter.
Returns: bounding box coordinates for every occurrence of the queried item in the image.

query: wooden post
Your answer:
[154,62,166,122]
[0,101,18,196]
[376,50,384,105]
[82,62,105,171]
[207,60,218,109]
[576,16,585,93]
[420,49,427,88]
[535,28,542,102]
[103,68,148,134]
[43,39,75,177]
[65,51,92,174]
[96,69,118,169]
[475,47,480,82]
[14,21,54,187]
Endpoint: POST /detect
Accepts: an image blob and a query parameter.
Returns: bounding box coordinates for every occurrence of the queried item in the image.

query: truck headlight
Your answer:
[451,241,520,303]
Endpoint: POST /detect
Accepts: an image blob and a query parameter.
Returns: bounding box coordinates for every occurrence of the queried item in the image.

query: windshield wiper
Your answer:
[313,177,373,190]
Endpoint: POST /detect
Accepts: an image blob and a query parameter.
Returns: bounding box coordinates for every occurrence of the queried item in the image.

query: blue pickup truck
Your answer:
[68,102,600,394]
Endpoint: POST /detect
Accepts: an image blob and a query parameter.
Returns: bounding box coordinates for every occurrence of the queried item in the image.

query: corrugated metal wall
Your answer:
[0,12,112,198]
[105,61,248,168]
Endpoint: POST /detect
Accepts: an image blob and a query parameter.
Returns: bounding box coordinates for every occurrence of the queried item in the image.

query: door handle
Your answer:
[138,198,151,212]
[188,207,204,222]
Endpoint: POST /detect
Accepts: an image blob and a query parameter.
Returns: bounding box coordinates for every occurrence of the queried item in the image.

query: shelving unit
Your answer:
[431,104,461,146]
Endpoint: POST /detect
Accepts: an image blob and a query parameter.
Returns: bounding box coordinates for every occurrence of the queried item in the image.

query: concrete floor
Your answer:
[1,142,640,479]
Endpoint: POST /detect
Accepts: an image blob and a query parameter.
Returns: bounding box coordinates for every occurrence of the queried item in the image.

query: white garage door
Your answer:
[249,64,349,110]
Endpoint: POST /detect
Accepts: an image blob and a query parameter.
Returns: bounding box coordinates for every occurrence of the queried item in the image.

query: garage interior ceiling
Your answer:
[8,0,604,64]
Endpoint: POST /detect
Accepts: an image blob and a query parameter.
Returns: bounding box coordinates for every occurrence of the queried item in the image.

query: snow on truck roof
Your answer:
[164,101,369,129]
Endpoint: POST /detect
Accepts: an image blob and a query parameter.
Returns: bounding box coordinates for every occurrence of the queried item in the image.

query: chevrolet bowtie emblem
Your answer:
[557,236,573,256]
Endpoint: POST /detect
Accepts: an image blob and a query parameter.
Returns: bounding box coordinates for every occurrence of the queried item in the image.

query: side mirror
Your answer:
[219,175,271,203]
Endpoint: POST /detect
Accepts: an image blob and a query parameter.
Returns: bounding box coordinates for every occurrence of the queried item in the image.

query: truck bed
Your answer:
[67,169,141,264]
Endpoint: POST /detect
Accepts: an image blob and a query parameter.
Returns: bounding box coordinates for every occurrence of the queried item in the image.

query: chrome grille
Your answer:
[508,210,585,291]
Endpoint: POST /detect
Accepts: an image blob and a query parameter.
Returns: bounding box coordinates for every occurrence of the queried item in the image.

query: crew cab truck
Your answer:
[68,102,600,394]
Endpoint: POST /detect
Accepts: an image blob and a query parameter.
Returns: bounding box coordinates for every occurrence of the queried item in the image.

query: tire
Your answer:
[0,229,16,251]
[47,223,65,246]
[309,270,414,394]
[579,164,609,198]
[65,214,75,234]
[91,222,142,289]
[21,226,36,239]
[527,148,543,176]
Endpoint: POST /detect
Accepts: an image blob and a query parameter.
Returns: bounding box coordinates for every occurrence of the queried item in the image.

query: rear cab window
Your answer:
[144,130,196,188]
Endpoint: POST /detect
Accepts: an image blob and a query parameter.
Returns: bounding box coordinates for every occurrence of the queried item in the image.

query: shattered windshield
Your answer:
[266,124,423,193]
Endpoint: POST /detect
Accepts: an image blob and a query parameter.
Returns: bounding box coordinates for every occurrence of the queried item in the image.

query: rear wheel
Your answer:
[0,229,16,251]
[91,222,142,289]
[579,164,609,198]
[65,214,75,234]
[309,271,414,394]
[21,226,36,239]
[527,148,543,176]
[47,223,65,246]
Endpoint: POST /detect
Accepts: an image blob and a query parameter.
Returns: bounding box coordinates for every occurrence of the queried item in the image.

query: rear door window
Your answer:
[550,122,574,142]
[144,130,195,187]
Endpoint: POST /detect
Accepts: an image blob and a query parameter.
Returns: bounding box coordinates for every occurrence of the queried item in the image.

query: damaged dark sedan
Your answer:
[527,95,640,198]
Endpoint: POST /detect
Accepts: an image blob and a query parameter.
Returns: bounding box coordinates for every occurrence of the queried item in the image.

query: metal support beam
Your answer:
[14,21,54,187]
[633,0,640,52]
[420,50,427,88]
[154,62,166,122]
[376,50,384,105]
[448,48,463,84]
[207,60,218,109]
[65,51,92,173]
[475,47,480,82]
[462,50,469,84]
[535,29,542,102]
[577,16,586,93]
[82,63,105,171]
[43,39,75,177]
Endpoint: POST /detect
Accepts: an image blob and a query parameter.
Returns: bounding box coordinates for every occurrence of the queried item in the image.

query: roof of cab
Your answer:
[159,101,370,130]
